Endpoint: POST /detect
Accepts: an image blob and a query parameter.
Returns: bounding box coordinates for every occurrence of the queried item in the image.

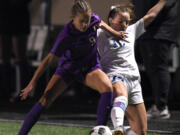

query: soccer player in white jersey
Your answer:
[97,0,168,135]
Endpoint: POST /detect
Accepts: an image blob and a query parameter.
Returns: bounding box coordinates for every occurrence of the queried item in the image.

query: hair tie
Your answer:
[110,5,116,10]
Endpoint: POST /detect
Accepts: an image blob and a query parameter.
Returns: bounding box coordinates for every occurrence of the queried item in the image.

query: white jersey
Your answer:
[97,18,145,79]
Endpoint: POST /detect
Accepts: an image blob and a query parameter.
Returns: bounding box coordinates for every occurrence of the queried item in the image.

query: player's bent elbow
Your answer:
[144,13,156,28]
[147,13,157,22]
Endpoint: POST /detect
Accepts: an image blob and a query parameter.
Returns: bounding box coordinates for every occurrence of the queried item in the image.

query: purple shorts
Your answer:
[54,63,102,85]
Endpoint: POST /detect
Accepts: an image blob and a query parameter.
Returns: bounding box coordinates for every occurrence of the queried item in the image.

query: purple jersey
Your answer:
[50,13,102,84]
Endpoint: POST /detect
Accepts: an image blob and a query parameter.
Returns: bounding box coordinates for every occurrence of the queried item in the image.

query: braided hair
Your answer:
[71,0,91,17]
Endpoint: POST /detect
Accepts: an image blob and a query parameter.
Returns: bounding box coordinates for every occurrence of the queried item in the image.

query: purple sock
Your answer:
[96,92,113,125]
[18,102,44,135]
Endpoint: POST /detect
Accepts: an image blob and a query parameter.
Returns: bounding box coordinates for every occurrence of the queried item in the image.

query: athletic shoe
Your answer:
[158,106,171,119]
[147,105,171,119]
[112,126,124,135]
[147,104,158,119]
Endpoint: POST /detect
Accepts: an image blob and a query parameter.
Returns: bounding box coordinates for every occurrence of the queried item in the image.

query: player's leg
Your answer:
[111,80,128,135]
[125,79,147,135]
[125,103,147,135]
[85,69,113,125]
[18,75,68,135]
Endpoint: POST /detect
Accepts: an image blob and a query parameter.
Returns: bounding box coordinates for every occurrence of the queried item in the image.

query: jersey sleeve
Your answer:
[133,18,146,40]
[91,13,101,26]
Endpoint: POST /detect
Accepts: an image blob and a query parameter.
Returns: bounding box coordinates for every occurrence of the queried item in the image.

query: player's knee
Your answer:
[101,83,113,93]
[113,88,124,97]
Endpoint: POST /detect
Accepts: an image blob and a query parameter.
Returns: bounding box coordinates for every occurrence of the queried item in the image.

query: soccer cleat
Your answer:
[112,126,124,135]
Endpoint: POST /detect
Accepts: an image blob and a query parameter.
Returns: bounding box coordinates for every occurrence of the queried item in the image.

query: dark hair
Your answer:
[108,2,135,24]
[71,0,91,17]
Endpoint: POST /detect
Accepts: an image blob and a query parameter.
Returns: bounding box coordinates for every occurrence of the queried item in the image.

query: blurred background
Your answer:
[0,0,180,111]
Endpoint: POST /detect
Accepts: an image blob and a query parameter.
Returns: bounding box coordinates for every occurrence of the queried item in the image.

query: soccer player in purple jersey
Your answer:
[17,0,127,134]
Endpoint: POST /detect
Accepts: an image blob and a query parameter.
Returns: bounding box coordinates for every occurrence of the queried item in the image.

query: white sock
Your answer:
[111,96,128,129]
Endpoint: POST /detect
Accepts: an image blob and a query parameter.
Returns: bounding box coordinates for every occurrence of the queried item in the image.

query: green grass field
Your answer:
[0,121,163,135]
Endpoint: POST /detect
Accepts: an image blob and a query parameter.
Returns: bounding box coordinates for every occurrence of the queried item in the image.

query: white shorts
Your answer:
[108,74,144,105]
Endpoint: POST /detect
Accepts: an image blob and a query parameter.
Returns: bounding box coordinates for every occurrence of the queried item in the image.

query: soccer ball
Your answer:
[89,125,112,135]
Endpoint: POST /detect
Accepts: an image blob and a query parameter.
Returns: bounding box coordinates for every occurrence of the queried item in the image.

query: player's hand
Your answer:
[117,31,129,43]
[19,83,35,100]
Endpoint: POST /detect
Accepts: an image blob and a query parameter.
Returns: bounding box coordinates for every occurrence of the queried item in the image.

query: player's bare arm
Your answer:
[20,53,56,100]
[143,0,168,28]
[97,20,128,42]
